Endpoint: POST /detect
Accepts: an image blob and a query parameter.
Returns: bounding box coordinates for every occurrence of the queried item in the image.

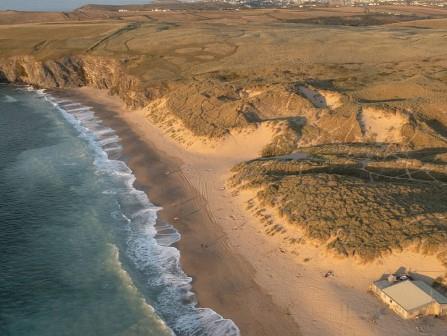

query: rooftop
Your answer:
[382,280,434,311]
[414,280,447,305]
[375,279,447,312]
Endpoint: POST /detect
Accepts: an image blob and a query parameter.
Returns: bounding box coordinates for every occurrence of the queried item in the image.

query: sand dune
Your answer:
[361,107,409,143]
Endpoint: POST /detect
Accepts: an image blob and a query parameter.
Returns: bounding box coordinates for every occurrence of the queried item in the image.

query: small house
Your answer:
[370,277,447,319]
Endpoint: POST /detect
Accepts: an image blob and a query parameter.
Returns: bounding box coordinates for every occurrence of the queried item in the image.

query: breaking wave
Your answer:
[32,88,239,336]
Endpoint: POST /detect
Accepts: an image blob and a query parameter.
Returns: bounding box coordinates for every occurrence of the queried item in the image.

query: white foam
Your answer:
[98,135,121,147]
[66,106,93,113]
[61,102,82,108]
[103,144,123,156]
[95,128,116,137]
[108,243,175,335]
[41,91,240,336]
[2,94,18,103]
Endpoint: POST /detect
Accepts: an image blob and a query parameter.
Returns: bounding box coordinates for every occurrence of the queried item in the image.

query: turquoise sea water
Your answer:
[0,86,239,336]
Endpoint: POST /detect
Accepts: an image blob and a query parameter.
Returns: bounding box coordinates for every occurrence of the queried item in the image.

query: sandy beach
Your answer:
[57,88,300,336]
[61,87,447,336]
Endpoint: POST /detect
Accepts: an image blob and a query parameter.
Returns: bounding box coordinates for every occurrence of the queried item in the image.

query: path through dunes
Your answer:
[1,5,447,335]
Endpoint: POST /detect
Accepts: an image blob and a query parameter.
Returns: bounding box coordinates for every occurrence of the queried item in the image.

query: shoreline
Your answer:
[55,88,301,336]
[58,87,447,336]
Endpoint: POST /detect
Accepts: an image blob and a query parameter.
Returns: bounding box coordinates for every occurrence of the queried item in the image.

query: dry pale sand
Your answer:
[71,87,447,336]
[361,107,409,143]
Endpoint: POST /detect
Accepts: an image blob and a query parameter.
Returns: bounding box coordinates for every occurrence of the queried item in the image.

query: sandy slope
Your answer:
[361,107,409,143]
[76,87,447,336]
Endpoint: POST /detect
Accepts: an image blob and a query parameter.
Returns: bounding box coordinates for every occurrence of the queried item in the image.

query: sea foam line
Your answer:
[34,88,240,336]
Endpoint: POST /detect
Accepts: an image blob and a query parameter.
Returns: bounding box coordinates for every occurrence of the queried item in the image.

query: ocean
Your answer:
[0,85,239,336]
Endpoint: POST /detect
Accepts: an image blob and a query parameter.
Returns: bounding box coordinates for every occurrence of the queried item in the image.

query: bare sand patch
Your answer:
[361,106,409,143]
[319,89,344,109]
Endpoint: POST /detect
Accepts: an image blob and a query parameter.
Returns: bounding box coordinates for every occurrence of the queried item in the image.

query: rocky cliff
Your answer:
[0,55,161,109]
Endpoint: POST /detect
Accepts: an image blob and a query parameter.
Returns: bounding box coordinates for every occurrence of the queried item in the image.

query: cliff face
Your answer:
[0,55,158,109]
[0,55,254,139]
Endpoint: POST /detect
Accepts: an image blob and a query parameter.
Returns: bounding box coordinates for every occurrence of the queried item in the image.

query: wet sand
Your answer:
[56,88,447,336]
[56,89,301,336]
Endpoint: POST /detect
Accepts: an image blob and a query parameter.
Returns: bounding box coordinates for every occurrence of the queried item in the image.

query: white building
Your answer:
[371,278,447,319]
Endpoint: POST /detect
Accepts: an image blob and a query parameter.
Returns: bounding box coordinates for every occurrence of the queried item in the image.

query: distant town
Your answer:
[211,0,447,8]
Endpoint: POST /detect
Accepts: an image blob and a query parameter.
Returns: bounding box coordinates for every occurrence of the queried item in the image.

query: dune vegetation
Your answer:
[1,4,447,273]
[230,144,447,263]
